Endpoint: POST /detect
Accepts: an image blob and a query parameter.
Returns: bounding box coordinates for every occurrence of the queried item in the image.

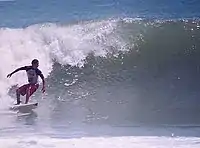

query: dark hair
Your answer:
[31,59,39,65]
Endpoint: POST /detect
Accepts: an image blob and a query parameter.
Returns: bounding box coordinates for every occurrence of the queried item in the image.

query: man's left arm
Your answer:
[39,72,45,93]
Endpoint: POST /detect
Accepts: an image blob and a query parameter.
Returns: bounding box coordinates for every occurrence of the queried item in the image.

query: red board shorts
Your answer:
[18,83,39,96]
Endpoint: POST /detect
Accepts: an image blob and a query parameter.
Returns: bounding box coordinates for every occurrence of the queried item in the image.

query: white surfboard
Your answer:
[10,102,38,112]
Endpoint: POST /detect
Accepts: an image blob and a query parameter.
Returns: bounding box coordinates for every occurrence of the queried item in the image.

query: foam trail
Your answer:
[0,19,126,108]
[0,136,200,148]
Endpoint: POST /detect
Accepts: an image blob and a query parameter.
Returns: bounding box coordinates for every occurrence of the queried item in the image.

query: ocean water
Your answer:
[1,0,200,147]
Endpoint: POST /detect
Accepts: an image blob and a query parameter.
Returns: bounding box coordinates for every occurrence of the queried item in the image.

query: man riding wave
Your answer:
[7,59,45,104]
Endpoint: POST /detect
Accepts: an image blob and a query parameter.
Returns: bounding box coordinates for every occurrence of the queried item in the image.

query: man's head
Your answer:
[31,59,39,68]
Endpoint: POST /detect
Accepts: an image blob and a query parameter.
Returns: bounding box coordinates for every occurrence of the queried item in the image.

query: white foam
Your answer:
[0,136,199,148]
[0,19,126,108]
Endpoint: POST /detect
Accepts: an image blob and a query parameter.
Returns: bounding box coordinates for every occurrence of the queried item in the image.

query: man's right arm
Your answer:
[7,66,27,78]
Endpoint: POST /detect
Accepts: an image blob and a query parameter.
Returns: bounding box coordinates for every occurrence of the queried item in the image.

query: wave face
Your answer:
[2,18,200,126]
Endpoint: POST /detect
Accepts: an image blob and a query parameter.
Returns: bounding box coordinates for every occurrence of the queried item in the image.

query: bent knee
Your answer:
[16,87,26,96]
[16,88,20,94]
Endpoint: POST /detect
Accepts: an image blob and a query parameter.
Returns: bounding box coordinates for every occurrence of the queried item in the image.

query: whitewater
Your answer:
[0,19,124,103]
[1,0,200,147]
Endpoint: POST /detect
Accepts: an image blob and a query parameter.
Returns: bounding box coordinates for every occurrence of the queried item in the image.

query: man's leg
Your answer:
[25,84,39,104]
[16,84,27,105]
[25,85,31,104]
[16,89,21,105]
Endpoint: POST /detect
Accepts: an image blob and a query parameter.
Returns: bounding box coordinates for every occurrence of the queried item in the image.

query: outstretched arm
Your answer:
[7,66,26,78]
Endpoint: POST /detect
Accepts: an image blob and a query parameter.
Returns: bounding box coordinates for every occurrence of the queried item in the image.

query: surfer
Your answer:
[7,59,45,105]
